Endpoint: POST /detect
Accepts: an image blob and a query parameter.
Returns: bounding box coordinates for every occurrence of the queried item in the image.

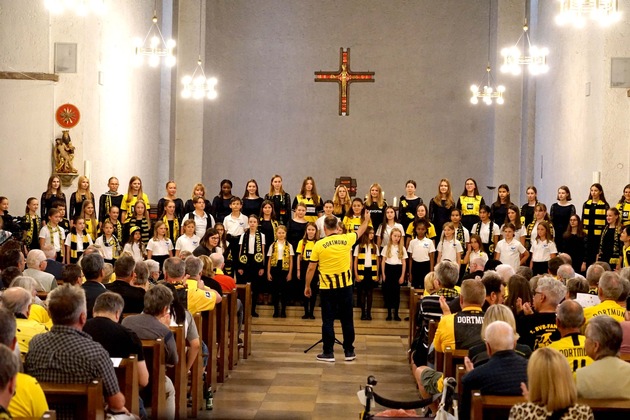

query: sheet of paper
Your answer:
[574,293,600,308]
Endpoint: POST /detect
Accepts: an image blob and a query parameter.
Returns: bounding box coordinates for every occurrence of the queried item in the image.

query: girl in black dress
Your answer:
[550,185,575,252]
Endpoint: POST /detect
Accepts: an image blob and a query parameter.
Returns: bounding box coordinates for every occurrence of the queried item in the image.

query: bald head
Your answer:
[0,287,32,316]
[556,300,584,329]
[484,320,515,352]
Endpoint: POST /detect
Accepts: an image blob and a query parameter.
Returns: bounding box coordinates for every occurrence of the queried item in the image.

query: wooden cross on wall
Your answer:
[314,48,375,116]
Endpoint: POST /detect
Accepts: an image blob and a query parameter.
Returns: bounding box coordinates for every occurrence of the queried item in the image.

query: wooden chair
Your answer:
[236,283,252,359]
[201,309,217,393]
[428,319,438,347]
[40,379,104,420]
[455,364,466,396]
[189,313,204,416]
[226,289,239,370]
[216,295,229,383]
[114,356,139,416]
[408,287,424,348]
[167,324,187,420]
[442,346,468,378]
[140,338,167,420]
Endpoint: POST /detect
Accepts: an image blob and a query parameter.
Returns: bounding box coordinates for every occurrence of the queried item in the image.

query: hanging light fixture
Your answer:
[133,0,176,68]
[501,2,549,77]
[181,0,218,100]
[556,0,621,27]
[44,0,105,15]
[470,0,505,105]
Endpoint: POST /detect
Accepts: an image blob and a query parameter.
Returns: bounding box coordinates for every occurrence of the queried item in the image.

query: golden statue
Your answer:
[53,130,78,174]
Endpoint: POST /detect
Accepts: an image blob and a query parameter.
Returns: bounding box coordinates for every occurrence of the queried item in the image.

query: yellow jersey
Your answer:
[583,299,625,323]
[310,232,357,289]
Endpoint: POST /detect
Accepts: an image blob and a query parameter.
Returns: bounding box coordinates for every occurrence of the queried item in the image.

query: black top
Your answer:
[365,202,387,233]
[69,192,95,220]
[259,220,276,244]
[516,311,560,351]
[40,192,66,221]
[550,203,576,252]
[83,316,145,361]
[429,199,453,239]
[521,203,537,228]
[287,219,308,249]
[98,193,123,222]
[398,196,422,232]
[212,196,233,223]
[201,274,223,295]
[242,197,264,217]
[264,193,291,226]
[82,281,107,318]
[44,258,65,279]
[563,234,586,273]
[491,202,509,226]
[468,342,532,367]
[183,198,213,219]
[105,280,146,315]
[156,197,185,221]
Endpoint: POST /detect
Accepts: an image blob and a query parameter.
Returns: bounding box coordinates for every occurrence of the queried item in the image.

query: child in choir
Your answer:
[22,197,41,251]
[316,200,338,238]
[525,203,555,250]
[377,206,404,248]
[521,186,539,227]
[120,176,150,222]
[80,200,98,242]
[157,180,184,221]
[490,184,511,226]
[463,234,489,270]
[597,207,622,270]
[69,175,95,222]
[182,195,214,238]
[267,225,293,318]
[550,185,576,252]
[616,184,630,227]
[98,177,123,223]
[65,217,93,264]
[494,223,529,271]
[582,183,609,267]
[563,214,587,274]
[381,227,407,321]
[620,226,630,268]
[298,223,319,319]
[183,183,213,216]
[405,203,436,247]
[398,180,422,233]
[407,220,435,289]
[470,205,500,254]
[332,184,351,219]
[292,176,323,223]
[123,226,145,263]
[147,221,174,272]
[161,199,180,245]
[354,226,379,320]
[53,200,70,235]
[103,206,123,244]
[343,198,371,235]
[259,200,278,243]
[529,221,557,275]
[365,183,387,230]
[175,220,200,257]
[224,196,248,268]
[95,220,121,264]
[0,197,12,233]
[124,200,151,246]
[39,208,65,261]
[242,179,264,217]
[501,204,526,246]
[288,203,308,299]
[429,179,455,241]
[41,175,66,222]
[437,222,463,265]
[449,208,470,280]
[457,178,485,232]
[238,215,266,317]
[265,174,292,226]
[0,216,11,245]
[212,179,234,222]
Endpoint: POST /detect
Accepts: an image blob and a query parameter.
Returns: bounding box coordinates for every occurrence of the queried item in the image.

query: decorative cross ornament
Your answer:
[315,48,375,116]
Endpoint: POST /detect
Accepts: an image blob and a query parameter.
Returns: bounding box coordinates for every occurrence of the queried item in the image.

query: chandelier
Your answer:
[501,20,549,76]
[44,0,105,15]
[133,1,176,68]
[556,0,621,27]
[470,0,505,106]
[181,0,218,100]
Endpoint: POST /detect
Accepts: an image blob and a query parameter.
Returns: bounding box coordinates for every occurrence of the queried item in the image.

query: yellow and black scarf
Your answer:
[239,230,264,266]
[163,216,180,244]
[104,218,123,243]
[102,235,120,260]
[357,245,378,281]
[270,241,290,271]
[22,213,41,249]
[69,233,90,262]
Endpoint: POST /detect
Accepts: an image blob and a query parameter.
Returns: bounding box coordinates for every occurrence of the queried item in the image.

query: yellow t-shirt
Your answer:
[28,304,52,328]
[405,222,437,239]
[186,279,217,314]
[121,193,151,212]
[310,232,357,289]
[342,215,372,234]
[583,299,626,323]
[8,372,49,418]
[297,239,317,262]
[548,333,593,376]
[15,318,49,356]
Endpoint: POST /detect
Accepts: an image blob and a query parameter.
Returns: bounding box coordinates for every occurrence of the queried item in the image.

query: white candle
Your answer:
[393,196,398,207]
[84,160,91,179]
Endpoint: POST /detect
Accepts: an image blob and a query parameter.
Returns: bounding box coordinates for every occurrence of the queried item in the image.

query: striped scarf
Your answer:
[22,213,41,249]
[163,216,180,243]
[69,233,90,262]
[270,241,290,270]
[101,234,120,260]
[48,225,64,256]
[104,218,123,243]
[357,245,378,280]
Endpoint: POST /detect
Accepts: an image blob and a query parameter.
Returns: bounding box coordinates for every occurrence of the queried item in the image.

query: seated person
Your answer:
[106,255,145,314]
[548,300,593,375]
[0,287,49,357]
[459,321,528,420]
[60,263,82,286]
[448,271,504,313]
[583,271,625,323]
[132,261,151,291]
[162,257,218,315]
[516,277,564,350]
[0,343,20,418]
[23,249,57,292]
[577,315,630,399]
[25,284,131,417]
[80,253,107,318]
[8,276,51,326]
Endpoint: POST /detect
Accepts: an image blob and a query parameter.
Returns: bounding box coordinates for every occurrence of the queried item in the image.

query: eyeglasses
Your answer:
[209,236,219,240]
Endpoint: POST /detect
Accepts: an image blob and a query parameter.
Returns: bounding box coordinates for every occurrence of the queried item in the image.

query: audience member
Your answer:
[565,276,589,300]
[449,272,504,313]
[163,257,217,315]
[132,261,151,291]
[583,271,625,323]
[504,274,533,317]
[577,315,630,399]
[548,300,593,375]
[510,347,593,420]
[144,259,160,284]
[495,264,515,284]
[80,253,107,318]
[25,285,130,416]
[516,277,564,350]
[585,263,604,295]
[0,267,21,290]
[209,253,237,293]
[0,287,48,357]
[106,255,145,314]
[547,256,564,278]
[462,257,485,280]
[23,250,57,292]
[60,263,82,286]
[0,307,48,418]
[0,344,20,418]
[556,264,575,283]
[41,244,64,280]
[8,277,50,326]
[459,320,528,420]
[515,266,533,281]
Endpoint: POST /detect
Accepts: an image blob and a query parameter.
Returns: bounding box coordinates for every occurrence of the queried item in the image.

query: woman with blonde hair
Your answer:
[509,347,593,419]
[332,184,351,219]
[467,304,532,367]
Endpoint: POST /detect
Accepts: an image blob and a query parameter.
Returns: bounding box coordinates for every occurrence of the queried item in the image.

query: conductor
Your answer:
[305,210,371,362]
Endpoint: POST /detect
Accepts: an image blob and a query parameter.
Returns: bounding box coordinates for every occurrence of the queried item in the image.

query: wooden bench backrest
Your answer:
[40,379,104,420]
[408,287,424,348]
[443,346,468,378]
[114,356,139,417]
[216,295,229,383]
[201,309,218,392]
[167,324,187,420]
[140,338,166,420]
[189,313,204,417]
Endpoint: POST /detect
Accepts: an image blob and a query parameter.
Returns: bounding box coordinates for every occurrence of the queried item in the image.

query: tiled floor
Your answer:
[200,331,419,419]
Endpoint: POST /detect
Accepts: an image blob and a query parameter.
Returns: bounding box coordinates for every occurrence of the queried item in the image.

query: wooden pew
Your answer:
[227,289,239,370]
[40,379,104,420]
[216,295,230,383]
[189,313,204,417]
[140,338,167,420]
[236,283,252,359]
[167,324,187,420]
[114,356,139,417]
[408,288,424,348]
[201,309,217,394]
[442,346,468,378]
[471,393,630,420]
[620,352,630,362]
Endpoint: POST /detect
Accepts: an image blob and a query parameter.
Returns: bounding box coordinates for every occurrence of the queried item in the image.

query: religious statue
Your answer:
[53,130,78,174]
